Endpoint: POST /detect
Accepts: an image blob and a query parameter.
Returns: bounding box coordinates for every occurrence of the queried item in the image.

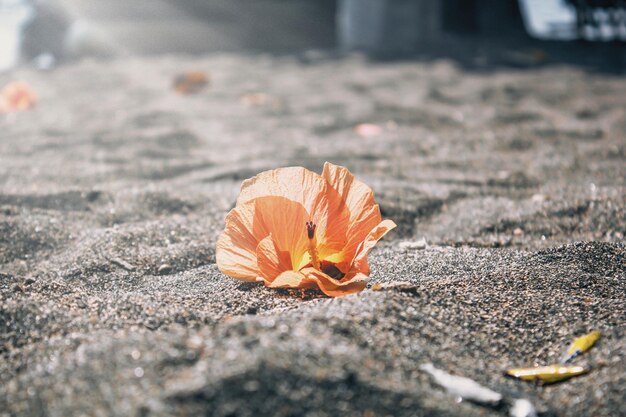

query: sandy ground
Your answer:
[0,53,624,416]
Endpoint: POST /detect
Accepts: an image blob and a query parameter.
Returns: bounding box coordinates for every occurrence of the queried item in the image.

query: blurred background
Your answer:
[1,0,626,72]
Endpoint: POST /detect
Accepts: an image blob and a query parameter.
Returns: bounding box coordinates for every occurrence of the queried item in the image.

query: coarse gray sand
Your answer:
[0,54,625,416]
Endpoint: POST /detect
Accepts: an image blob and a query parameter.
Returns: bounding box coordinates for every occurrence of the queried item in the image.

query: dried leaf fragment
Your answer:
[240,92,282,109]
[0,81,37,113]
[561,330,601,364]
[505,364,589,384]
[173,71,209,95]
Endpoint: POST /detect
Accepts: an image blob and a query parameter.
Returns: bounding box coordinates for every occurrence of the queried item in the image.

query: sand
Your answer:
[0,53,624,416]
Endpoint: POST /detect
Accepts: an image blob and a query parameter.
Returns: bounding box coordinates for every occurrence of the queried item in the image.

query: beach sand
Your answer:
[0,54,624,416]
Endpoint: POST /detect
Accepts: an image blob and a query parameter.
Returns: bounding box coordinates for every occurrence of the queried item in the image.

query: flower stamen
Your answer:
[305,221,320,270]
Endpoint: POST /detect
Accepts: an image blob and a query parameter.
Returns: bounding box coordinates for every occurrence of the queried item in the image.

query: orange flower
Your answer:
[0,81,37,113]
[216,162,396,297]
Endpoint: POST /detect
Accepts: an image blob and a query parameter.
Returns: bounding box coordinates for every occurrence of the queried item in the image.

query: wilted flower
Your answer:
[0,81,37,113]
[216,162,395,297]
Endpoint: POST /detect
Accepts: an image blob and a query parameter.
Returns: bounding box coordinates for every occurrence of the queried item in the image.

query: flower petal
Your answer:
[252,196,311,273]
[216,202,260,281]
[216,196,311,281]
[264,270,317,290]
[322,162,384,271]
[237,165,351,263]
[348,219,397,275]
[300,267,368,297]
[256,235,294,283]
[310,185,350,262]
[237,166,326,213]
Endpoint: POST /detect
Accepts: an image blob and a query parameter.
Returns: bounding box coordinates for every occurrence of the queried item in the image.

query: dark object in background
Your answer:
[20,0,71,62]
[337,0,439,55]
[468,0,527,38]
[566,0,626,40]
[337,0,527,55]
[176,0,336,52]
[337,0,445,55]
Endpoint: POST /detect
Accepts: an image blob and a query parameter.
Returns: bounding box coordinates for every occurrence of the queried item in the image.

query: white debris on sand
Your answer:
[420,363,502,406]
[398,238,428,251]
[509,398,538,417]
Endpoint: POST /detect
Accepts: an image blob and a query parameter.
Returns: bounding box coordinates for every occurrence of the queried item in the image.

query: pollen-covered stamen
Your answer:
[305,221,320,270]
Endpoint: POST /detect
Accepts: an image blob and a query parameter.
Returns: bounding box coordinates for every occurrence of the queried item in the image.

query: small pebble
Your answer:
[186,335,203,350]
[354,123,383,137]
[243,380,260,392]
[531,194,546,203]
[157,264,173,275]
[144,319,160,330]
